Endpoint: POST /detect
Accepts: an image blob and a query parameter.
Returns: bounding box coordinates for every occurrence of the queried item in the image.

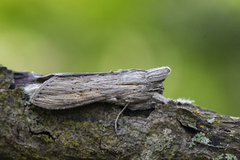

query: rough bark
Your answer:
[0,65,239,160]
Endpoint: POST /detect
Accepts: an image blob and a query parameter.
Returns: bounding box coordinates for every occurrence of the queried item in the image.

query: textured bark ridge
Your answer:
[0,65,239,160]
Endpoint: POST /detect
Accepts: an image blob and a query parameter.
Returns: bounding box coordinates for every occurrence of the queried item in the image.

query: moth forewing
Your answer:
[30,76,109,109]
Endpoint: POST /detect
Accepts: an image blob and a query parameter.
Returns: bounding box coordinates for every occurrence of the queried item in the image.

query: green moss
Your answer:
[62,120,76,126]
[21,113,27,120]
[12,103,19,109]
[0,73,6,79]
[0,92,8,101]
[40,135,53,143]
[164,145,179,159]
[0,151,52,160]
[0,87,23,101]
[0,81,11,89]
[64,132,72,140]
[70,139,82,150]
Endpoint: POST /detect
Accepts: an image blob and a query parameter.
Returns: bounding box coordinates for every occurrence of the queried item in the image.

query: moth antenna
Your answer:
[115,103,129,135]
[29,76,56,103]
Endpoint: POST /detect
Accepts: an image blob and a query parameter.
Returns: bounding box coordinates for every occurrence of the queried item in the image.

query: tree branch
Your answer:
[0,65,239,160]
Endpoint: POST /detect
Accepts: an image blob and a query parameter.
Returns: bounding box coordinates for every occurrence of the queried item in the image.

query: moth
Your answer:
[24,67,171,111]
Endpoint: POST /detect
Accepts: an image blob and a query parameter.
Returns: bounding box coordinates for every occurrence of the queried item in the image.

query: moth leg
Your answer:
[115,103,129,135]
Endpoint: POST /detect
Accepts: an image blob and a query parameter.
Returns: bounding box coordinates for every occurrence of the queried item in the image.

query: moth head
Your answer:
[146,67,171,82]
[24,84,41,97]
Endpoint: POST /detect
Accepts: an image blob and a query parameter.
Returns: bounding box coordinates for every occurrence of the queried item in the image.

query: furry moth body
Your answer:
[24,67,171,110]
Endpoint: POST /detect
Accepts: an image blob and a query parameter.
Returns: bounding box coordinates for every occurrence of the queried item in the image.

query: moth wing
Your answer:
[30,76,111,109]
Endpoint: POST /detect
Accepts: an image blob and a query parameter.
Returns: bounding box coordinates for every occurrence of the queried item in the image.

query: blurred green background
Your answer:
[0,0,239,116]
